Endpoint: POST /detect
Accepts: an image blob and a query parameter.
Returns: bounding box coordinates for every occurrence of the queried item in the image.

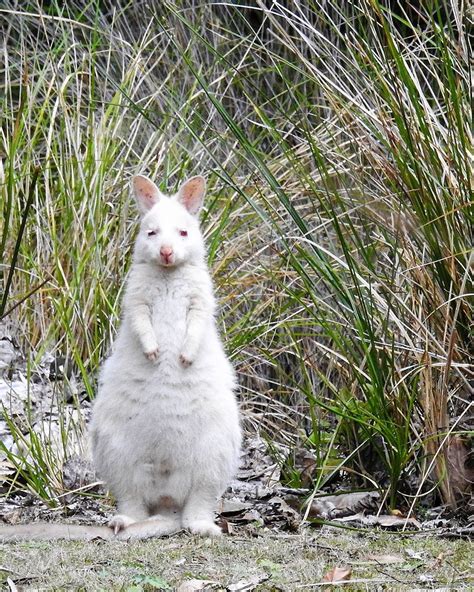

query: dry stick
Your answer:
[294,578,391,588]
[0,167,40,318]
[0,277,50,320]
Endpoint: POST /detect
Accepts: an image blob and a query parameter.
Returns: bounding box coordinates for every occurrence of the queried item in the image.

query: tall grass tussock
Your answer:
[0,1,472,515]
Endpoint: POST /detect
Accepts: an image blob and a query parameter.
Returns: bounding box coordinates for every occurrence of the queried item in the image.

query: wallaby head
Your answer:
[132,175,206,268]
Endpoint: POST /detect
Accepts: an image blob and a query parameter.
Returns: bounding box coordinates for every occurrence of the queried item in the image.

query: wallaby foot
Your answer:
[144,347,159,362]
[116,515,181,541]
[109,501,148,534]
[108,514,136,534]
[179,353,193,367]
[185,519,222,537]
[181,490,221,537]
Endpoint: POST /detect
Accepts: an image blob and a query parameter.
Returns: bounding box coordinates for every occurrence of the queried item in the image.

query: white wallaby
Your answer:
[90,174,241,540]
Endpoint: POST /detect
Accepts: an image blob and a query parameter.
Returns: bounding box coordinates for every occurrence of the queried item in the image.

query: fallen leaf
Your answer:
[227,574,269,591]
[62,456,98,491]
[375,515,422,529]
[231,509,263,524]
[131,575,171,589]
[218,517,234,535]
[322,566,352,583]
[237,436,282,486]
[405,548,427,561]
[0,460,15,475]
[257,558,281,575]
[430,551,452,569]
[446,436,474,498]
[333,512,421,529]
[1,509,22,525]
[266,496,301,531]
[174,558,186,566]
[294,448,318,487]
[364,554,405,565]
[177,579,220,591]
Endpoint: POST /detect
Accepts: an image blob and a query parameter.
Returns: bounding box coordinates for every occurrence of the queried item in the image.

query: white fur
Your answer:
[90,175,241,539]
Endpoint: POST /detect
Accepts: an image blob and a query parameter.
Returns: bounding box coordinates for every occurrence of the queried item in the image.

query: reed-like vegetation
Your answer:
[1,1,472,513]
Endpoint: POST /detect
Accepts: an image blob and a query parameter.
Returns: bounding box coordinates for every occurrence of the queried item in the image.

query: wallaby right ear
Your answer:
[132,175,161,214]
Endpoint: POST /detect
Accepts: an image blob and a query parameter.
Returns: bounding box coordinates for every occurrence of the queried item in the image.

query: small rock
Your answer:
[0,378,29,414]
[303,490,381,519]
[62,456,99,491]
[0,339,17,373]
[2,509,22,525]
[227,574,269,591]
[49,355,74,380]
[219,498,253,515]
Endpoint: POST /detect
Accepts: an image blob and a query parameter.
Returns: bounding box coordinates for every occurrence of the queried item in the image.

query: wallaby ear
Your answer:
[177,176,206,216]
[132,175,161,214]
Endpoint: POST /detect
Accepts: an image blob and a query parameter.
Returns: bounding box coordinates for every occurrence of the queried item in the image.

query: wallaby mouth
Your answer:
[160,254,174,266]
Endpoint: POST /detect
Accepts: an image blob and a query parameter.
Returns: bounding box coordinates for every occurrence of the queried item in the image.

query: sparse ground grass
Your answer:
[1,529,473,591]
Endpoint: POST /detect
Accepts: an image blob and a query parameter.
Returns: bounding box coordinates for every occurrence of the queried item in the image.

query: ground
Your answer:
[1,527,472,591]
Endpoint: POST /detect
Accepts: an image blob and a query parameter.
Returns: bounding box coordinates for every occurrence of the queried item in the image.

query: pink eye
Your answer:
[147,229,157,236]
[180,230,188,237]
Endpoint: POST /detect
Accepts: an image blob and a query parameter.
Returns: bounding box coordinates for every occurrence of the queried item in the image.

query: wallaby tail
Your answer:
[0,523,114,542]
[0,516,182,542]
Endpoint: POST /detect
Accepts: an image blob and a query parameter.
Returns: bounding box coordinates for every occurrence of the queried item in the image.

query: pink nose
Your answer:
[160,246,173,263]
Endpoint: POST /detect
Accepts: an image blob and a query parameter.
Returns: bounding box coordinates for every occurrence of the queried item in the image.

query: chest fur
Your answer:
[149,280,189,338]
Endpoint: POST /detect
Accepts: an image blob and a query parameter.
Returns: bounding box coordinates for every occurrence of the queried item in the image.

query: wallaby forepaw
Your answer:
[109,514,135,535]
[144,348,159,363]
[179,353,193,367]
[186,520,222,537]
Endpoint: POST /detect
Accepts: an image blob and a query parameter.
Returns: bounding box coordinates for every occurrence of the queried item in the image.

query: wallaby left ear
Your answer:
[177,176,206,216]
[132,175,161,214]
